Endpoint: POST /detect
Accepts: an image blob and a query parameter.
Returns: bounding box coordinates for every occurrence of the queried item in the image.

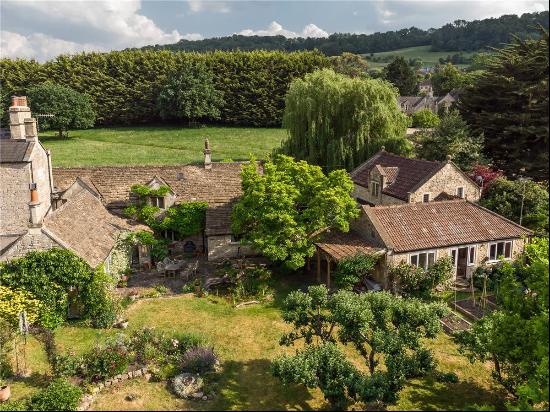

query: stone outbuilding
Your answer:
[351,149,480,206]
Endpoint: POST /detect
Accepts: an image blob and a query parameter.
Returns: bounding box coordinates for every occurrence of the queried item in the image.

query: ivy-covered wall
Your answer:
[106,234,133,280]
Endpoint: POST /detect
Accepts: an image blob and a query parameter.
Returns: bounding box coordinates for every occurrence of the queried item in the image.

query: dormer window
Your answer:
[150,196,165,209]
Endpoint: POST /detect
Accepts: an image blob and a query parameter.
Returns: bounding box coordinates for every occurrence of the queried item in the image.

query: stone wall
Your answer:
[207,235,256,261]
[0,163,30,233]
[385,237,527,281]
[0,227,61,261]
[412,163,480,203]
[29,145,53,223]
[350,212,386,248]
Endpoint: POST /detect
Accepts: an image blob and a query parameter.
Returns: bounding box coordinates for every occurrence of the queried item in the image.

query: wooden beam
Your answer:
[326,256,331,290]
[316,248,321,283]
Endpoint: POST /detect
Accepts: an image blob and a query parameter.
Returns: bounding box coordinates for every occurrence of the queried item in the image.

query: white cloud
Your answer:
[182,33,204,41]
[238,21,329,38]
[1,0,203,60]
[187,1,231,13]
[0,30,102,61]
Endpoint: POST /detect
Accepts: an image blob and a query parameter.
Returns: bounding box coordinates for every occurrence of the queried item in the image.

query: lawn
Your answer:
[365,45,477,69]
[39,126,286,168]
[9,274,506,411]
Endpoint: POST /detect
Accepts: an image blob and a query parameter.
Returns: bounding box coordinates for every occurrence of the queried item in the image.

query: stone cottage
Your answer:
[351,148,481,206]
[398,91,458,115]
[0,97,147,273]
[51,140,256,261]
[315,200,532,289]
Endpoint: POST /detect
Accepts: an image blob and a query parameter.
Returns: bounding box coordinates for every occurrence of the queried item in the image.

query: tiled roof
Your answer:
[315,230,383,261]
[52,163,248,235]
[43,188,147,267]
[53,163,245,208]
[351,151,442,201]
[0,140,34,163]
[364,200,532,253]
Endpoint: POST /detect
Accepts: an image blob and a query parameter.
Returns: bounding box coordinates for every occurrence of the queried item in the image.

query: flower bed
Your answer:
[453,298,496,321]
[440,312,471,334]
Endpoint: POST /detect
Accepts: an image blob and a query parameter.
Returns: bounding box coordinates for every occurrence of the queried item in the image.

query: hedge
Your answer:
[1,50,329,127]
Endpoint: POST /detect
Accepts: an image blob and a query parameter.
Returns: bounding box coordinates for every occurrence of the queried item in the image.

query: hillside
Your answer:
[365,45,477,69]
[140,11,548,56]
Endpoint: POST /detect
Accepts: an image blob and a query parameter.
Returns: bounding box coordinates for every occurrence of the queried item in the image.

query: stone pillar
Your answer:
[203,138,212,170]
[9,96,31,140]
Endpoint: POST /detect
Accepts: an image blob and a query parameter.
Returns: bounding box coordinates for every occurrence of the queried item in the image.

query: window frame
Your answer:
[467,245,476,266]
[456,187,465,198]
[371,181,380,197]
[150,196,166,209]
[422,193,431,203]
[409,250,437,270]
[488,240,513,262]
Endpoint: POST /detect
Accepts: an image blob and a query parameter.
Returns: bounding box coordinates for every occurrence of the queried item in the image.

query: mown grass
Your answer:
[40,126,286,168]
[365,45,477,69]
[11,274,505,411]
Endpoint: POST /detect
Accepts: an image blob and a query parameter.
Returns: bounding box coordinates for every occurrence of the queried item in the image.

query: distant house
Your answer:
[398,92,457,115]
[0,97,147,272]
[350,149,480,206]
[314,200,532,288]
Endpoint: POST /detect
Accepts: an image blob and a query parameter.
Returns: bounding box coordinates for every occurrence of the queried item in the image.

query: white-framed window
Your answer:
[371,181,380,197]
[409,250,437,270]
[456,187,465,198]
[423,193,430,202]
[489,241,513,262]
[451,248,458,267]
[150,196,165,209]
[468,245,476,266]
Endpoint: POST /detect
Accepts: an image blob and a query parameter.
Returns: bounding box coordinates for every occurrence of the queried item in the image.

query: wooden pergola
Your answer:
[313,230,383,289]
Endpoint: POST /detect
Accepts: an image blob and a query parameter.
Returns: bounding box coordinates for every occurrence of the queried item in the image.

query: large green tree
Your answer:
[231,155,359,269]
[415,110,484,171]
[273,285,447,407]
[279,69,410,172]
[383,56,418,95]
[27,82,96,138]
[157,60,224,125]
[457,238,549,410]
[479,177,549,235]
[459,29,549,180]
[430,63,474,95]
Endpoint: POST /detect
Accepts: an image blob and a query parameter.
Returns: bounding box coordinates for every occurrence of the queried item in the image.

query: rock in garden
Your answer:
[171,373,204,399]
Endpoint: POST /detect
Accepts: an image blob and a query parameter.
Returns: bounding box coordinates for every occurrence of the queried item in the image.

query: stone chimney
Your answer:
[203,138,212,170]
[9,96,32,140]
[24,118,38,142]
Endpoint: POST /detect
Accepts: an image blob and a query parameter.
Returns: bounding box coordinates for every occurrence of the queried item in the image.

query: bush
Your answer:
[83,266,120,329]
[29,378,82,411]
[334,253,379,290]
[390,257,453,299]
[52,353,83,377]
[435,371,460,383]
[0,399,28,411]
[410,109,440,128]
[0,320,15,379]
[181,347,218,374]
[82,343,130,381]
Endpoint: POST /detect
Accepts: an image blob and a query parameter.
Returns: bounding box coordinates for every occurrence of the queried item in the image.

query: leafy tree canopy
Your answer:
[330,52,369,78]
[479,177,549,235]
[410,109,440,128]
[279,69,411,172]
[231,155,359,269]
[333,253,380,290]
[27,82,96,138]
[415,110,484,171]
[457,238,549,410]
[459,28,549,180]
[274,285,448,407]
[430,63,476,95]
[383,56,418,95]
[157,60,224,124]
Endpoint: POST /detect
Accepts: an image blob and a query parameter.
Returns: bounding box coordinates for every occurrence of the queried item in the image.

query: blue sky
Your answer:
[1,0,548,61]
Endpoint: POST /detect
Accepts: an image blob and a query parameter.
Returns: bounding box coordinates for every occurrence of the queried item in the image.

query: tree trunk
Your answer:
[369,350,376,375]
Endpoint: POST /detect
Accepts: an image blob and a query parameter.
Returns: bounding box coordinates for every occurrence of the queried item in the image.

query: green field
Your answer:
[365,45,477,69]
[40,126,286,168]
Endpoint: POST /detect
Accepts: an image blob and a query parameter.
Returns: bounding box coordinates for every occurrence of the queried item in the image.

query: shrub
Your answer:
[83,266,120,329]
[334,253,379,290]
[0,399,28,411]
[82,343,130,381]
[181,347,218,374]
[389,257,453,299]
[29,378,82,411]
[435,371,460,383]
[172,373,204,399]
[410,109,440,128]
[154,284,170,295]
[0,320,15,379]
[52,353,83,377]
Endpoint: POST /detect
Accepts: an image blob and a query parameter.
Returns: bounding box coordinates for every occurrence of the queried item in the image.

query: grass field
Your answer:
[8,274,506,411]
[365,45,477,69]
[40,126,286,168]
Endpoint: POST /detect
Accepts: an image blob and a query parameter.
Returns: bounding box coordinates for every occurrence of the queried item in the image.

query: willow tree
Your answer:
[279,69,410,171]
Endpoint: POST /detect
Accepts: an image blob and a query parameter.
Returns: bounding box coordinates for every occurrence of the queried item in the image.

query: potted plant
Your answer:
[0,379,10,402]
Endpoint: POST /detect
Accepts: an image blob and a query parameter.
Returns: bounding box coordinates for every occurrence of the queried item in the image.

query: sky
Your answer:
[1,0,548,62]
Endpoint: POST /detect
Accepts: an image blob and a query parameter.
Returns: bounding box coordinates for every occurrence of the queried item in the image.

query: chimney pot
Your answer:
[11,96,28,108]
